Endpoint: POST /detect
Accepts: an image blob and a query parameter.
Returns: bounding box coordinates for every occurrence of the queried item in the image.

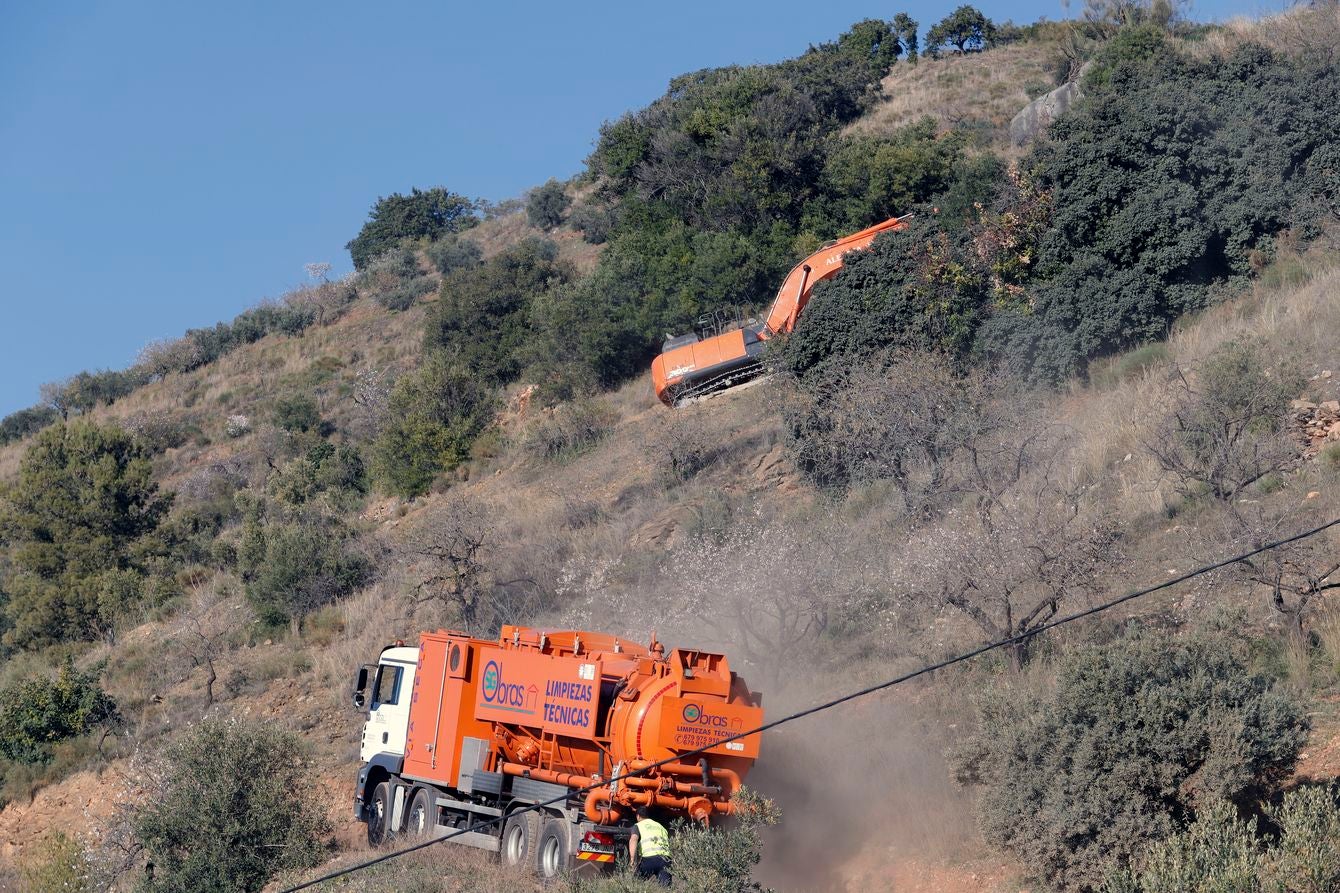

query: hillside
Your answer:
[4,5,1340,892]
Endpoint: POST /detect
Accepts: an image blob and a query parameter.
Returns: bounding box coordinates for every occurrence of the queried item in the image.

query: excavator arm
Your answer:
[760,213,911,338]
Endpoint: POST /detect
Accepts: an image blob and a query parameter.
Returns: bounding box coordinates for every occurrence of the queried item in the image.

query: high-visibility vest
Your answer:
[635,818,670,859]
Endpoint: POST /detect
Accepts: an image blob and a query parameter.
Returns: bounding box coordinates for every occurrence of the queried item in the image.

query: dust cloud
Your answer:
[748,683,980,892]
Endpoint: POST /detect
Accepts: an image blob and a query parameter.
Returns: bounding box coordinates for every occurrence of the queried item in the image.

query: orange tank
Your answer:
[401,625,763,824]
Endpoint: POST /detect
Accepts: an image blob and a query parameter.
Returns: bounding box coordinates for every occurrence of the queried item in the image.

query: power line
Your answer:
[279,515,1340,891]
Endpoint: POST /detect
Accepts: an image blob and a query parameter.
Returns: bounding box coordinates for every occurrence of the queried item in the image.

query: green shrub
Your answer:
[0,405,59,445]
[1264,782,1340,892]
[425,235,483,276]
[237,510,371,625]
[803,118,963,233]
[270,394,322,433]
[782,217,985,374]
[571,20,918,387]
[527,178,571,229]
[951,626,1309,890]
[0,659,117,765]
[346,187,477,270]
[376,274,435,312]
[425,237,572,386]
[982,33,1340,383]
[371,354,495,498]
[1306,142,1340,225]
[1,421,174,647]
[569,790,780,893]
[133,718,330,893]
[39,367,151,419]
[1103,800,1261,893]
[1106,783,1340,893]
[570,202,618,244]
[269,443,367,509]
[669,789,780,892]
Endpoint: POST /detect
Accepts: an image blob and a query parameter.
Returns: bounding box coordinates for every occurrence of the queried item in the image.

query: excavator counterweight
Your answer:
[650,214,910,406]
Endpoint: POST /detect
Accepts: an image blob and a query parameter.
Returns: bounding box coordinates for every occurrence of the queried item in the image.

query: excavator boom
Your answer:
[650,214,909,406]
[761,214,910,336]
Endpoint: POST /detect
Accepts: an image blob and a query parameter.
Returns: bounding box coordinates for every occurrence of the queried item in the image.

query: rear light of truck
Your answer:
[577,830,616,863]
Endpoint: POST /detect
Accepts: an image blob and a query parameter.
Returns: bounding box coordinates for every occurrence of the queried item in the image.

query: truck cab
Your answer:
[356,645,418,761]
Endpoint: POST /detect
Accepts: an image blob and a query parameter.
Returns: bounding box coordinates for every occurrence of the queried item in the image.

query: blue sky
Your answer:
[0,0,1284,416]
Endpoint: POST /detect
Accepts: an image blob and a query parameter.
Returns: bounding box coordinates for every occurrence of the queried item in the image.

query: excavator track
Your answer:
[669,359,766,407]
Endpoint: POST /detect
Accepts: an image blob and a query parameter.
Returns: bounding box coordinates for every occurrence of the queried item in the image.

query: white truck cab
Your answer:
[356,645,418,763]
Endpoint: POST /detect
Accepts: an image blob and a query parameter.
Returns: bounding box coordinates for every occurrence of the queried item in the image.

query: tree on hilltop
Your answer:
[927,5,997,56]
[893,12,920,62]
[346,187,477,270]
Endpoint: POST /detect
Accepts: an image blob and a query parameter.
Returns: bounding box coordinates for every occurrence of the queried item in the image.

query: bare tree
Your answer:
[894,431,1120,670]
[780,352,1030,515]
[398,496,544,635]
[1200,502,1340,641]
[350,366,392,439]
[135,336,205,380]
[173,584,249,709]
[599,515,890,692]
[304,261,332,282]
[39,378,73,420]
[1144,340,1303,502]
[284,278,355,325]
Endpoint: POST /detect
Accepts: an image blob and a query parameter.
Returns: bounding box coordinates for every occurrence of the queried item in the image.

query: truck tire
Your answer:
[367,781,394,847]
[500,809,540,870]
[537,818,571,880]
[405,788,433,839]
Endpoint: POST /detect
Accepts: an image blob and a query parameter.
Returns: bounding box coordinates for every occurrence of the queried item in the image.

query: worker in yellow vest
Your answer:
[628,804,672,886]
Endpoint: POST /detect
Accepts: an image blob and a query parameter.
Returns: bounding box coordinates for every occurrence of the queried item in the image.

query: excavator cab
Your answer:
[661,332,700,353]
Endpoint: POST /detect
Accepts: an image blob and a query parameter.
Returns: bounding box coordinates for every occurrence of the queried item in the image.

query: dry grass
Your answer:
[1192,3,1340,62]
[462,209,603,275]
[1061,244,1340,520]
[267,841,542,893]
[0,292,430,495]
[850,42,1057,151]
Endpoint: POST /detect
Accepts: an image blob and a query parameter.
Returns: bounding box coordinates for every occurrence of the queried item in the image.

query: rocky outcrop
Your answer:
[1009,71,1087,147]
[1291,393,1340,460]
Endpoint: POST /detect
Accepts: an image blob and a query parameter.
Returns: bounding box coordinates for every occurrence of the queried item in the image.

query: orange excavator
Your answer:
[650,214,910,406]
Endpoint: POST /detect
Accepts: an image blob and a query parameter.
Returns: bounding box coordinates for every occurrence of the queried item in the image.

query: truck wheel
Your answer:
[406,788,433,839]
[367,781,394,847]
[537,819,570,880]
[500,809,540,870]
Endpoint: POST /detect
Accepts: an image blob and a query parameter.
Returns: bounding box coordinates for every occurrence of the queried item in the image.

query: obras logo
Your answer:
[482,660,501,701]
[681,702,733,728]
[482,659,533,709]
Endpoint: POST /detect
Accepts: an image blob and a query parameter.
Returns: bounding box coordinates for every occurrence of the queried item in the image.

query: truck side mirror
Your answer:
[353,666,370,709]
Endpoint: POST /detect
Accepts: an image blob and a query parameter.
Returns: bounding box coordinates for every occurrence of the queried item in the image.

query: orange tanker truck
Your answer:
[352,625,763,879]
